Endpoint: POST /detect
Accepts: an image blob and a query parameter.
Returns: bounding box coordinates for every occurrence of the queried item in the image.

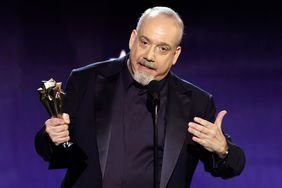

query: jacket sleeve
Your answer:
[198,96,246,178]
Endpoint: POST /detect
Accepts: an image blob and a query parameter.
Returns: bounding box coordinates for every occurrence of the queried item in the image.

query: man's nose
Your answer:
[144,46,155,62]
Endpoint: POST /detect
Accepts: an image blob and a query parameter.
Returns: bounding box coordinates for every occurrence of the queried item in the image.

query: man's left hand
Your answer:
[187,110,228,158]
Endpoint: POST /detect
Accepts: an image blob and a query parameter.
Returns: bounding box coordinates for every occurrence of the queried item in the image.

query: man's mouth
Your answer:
[138,60,156,70]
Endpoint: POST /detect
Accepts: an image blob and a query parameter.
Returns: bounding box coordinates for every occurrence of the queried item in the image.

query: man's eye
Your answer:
[140,39,149,48]
[141,40,148,45]
[159,46,169,53]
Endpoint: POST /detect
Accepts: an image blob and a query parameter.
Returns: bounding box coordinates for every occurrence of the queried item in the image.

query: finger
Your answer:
[193,117,213,127]
[49,130,69,137]
[214,110,227,129]
[53,136,70,146]
[62,113,70,124]
[188,126,209,139]
[45,118,65,127]
[46,124,68,133]
[192,136,205,145]
[49,131,69,143]
[191,137,212,151]
[188,122,209,134]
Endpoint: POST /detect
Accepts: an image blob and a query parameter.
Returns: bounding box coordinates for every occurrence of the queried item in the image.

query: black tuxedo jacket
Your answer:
[35,55,245,188]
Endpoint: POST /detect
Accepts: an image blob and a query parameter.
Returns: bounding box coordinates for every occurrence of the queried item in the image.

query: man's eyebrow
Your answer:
[139,35,171,47]
[139,35,150,41]
[158,42,170,47]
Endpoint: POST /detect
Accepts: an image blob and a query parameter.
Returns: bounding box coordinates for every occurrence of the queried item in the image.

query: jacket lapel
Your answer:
[94,58,126,178]
[160,74,192,188]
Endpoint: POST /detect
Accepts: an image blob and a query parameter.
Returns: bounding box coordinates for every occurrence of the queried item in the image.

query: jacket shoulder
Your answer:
[69,55,126,84]
[71,59,115,78]
[171,73,213,99]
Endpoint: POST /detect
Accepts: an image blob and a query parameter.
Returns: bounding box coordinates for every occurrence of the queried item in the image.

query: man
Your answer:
[35,6,245,188]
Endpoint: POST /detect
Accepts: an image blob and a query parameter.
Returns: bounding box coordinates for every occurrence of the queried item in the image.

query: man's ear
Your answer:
[129,30,137,50]
[172,46,181,65]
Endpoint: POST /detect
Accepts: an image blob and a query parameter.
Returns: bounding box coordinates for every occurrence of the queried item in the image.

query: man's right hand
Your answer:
[45,113,70,146]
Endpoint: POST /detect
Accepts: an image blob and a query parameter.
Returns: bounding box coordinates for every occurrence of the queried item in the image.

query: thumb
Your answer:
[214,110,227,129]
[62,113,70,124]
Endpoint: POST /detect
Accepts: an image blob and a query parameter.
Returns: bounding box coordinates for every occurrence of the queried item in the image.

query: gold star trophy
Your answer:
[38,78,73,148]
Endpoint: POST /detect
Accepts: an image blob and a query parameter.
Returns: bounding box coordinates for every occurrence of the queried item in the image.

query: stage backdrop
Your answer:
[0,1,281,188]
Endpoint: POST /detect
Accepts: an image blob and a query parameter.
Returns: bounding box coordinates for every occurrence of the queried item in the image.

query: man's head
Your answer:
[128,6,184,85]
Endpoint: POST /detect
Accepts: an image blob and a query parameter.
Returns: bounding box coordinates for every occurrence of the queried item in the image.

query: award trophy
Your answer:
[38,78,73,148]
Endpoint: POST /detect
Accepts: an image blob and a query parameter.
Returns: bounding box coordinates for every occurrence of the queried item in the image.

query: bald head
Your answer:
[136,6,184,46]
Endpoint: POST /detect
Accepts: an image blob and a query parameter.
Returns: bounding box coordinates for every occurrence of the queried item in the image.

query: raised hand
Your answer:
[188,110,228,158]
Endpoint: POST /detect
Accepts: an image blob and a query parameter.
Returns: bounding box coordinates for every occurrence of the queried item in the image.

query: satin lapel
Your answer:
[95,62,124,178]
[160,75,192,188]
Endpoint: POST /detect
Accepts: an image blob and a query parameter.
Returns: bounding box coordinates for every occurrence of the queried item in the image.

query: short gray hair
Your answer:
[136,6,184,45]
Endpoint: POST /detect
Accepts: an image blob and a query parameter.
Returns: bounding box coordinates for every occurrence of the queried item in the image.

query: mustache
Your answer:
[138,59,156,70]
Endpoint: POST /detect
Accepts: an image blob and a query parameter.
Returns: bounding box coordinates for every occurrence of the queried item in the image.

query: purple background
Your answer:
[1,1,281,187]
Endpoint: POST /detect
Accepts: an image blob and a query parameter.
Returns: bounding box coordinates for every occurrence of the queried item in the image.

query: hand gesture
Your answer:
[188,110,228,158]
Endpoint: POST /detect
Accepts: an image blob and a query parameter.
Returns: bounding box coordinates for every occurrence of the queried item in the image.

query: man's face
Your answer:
[128,15,182,85]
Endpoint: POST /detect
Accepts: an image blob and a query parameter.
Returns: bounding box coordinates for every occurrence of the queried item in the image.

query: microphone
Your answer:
[147,80,160,112]
[147,80,161,188]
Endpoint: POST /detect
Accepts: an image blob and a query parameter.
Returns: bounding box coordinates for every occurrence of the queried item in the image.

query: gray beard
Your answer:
[132,70,154,86]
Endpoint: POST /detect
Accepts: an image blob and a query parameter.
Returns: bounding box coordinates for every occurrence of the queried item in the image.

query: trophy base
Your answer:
[62,141,73,148]
[48,143,88,169]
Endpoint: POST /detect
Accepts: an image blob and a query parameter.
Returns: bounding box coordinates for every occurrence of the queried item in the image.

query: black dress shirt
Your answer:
[103,64,168,188]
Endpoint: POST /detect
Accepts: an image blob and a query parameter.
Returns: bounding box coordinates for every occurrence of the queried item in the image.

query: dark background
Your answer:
[0,0,281,187]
